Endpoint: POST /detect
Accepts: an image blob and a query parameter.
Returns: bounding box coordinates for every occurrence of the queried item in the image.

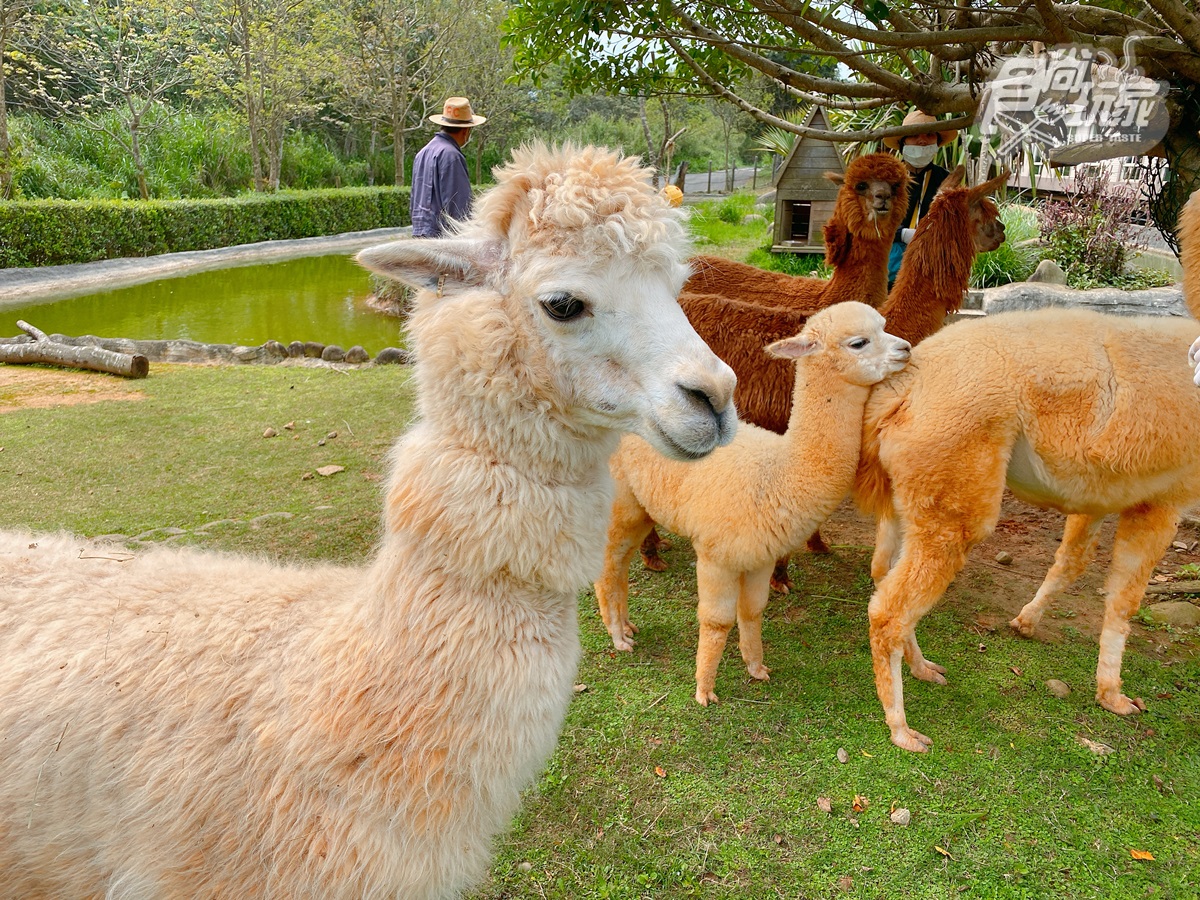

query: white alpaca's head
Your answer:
[358,143,737,461]
[766,302,911,386]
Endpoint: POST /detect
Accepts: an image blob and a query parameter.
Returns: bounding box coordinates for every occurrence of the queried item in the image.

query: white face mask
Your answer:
[902,143,938,168]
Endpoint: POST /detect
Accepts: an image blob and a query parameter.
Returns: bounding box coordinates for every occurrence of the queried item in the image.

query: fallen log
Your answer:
[0,321,149,378]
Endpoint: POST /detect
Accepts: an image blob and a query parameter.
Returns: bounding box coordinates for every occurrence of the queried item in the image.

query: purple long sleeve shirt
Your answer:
[410,132,472,238]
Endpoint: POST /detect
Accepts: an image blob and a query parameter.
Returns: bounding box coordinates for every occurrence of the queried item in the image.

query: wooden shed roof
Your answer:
[772,107,846,194]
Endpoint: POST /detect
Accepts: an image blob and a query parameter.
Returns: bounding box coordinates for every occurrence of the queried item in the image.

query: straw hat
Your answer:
[428,97,487,128]
[883,109,958,149]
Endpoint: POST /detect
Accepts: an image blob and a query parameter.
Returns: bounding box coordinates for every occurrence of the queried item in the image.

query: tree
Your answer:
[506,0,1200,238]
[330,0,461,186]
[0,0,36,198]
[28,0,192,199]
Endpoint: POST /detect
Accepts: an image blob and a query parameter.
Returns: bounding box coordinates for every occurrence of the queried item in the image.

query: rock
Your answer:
[741,213,767,226]
[321,345,345,362]
[889,808,911,826]
[1026,259,1068,285]
[91,533,131,543]
[316,465,345,477]
[1143,601,1200,628]
[232,345,264,362]
[1046,678,1072,698]
[249,512,295,527]
[263,340,289,360]
[131,527,188,542]
[374,347,410,365]
[263,427,278,438]
[194,519,237,532]
[303,341,325,359]
[344,345,369,363]
[995,550,1014,565]
[756,190,776,206]
[287,340,306,358]
[836,747,848,764]
[982,282,1186,318]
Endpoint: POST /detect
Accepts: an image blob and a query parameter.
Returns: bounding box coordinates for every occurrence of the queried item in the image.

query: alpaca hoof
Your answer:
[610,633,635,652]
[770,576,792,594]
[655,538,672,552]
[623,620,639,637]
[1009,616,1038,638]
[1099,693,1146,715]
[747,662,771,682]
[911,660,947,685]
[806,532,831,554]
[640,552,669,572]
[695,688,718,706]
[891,727,934,752]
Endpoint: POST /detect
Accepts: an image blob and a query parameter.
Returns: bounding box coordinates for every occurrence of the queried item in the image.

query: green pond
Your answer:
[0,255,405,354]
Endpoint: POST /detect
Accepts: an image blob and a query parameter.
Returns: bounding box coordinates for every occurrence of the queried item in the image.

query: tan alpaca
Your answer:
[0,145,737,898]
[596,303,911,704]
[856,296,1200,752]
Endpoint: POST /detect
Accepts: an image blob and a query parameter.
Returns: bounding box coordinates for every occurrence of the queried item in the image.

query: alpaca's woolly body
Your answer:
[597,304,910,701]
[855,306,1200,751]
[0,144,735,898]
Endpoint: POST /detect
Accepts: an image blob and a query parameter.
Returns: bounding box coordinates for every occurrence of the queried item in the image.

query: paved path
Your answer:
[681,165,767,196]
[0,226,413,306]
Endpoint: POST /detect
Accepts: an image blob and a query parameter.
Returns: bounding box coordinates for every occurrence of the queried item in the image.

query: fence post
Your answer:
[707,163,712,193]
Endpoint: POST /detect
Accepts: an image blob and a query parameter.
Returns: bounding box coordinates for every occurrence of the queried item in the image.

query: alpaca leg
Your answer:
[694,558,741,706]
[903,634,946,684]
[770,556,792,594]
[1094,505,1177,715]
[640,526,670,572]
[869,534,971,751]
[736,563,775,682]
[807,530,831,554]
[871,506,902,582]
[1011,514,1103,637]
[595,485,654,651]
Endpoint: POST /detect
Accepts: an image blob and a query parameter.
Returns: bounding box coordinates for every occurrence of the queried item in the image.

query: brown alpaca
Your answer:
[879,167,1008,344]
[642,153,911,579]
[684,152,913,312]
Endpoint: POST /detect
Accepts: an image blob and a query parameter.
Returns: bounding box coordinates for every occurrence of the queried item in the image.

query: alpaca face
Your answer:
[518,252,738,461]
[770,302,911,387]
[826,154,911,240]
[971,197,1006,252]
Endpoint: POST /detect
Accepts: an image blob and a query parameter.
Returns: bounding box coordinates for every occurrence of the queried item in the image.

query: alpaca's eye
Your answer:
[856,182,868,192]
[848,337,870,350]
[540,292,589,322]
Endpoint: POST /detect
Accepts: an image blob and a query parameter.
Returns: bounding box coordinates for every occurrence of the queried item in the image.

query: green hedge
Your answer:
[0,187,410,268]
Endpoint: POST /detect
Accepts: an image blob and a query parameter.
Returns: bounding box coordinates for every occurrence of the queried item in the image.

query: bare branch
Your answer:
[1143,0,1200,54]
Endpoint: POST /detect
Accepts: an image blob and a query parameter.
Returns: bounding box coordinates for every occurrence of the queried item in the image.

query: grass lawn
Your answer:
[0,362,1195,899]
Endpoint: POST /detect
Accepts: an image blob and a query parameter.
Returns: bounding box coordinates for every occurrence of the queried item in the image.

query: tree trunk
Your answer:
[1159,98,1200,254]
[267,119,283,192]
[129,116,150,200]
[392,107,406,187]
[237,0,265,192]
[0,25,11,199]
[1,322,149,378]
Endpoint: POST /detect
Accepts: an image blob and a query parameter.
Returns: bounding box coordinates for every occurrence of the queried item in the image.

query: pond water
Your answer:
[0,254,405,354]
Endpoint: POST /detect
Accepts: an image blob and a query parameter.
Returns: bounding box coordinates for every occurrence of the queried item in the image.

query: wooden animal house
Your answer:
[771,108,846,254]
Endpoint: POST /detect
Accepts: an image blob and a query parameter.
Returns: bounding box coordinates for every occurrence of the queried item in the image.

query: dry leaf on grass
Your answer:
[1130,849,1155,861]
[316,465,345,477]
[1077,735,1116,755]
[852,795,869,813]
[817,797,833,814]
[934,845,954,859]
[654,766,667,778]
[889,807,911,826]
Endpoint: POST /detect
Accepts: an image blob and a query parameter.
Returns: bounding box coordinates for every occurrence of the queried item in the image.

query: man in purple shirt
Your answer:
[410,97,487,237]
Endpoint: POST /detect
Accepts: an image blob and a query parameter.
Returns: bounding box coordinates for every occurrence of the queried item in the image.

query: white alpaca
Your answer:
[0,145,736,898]
[595,303,911,704]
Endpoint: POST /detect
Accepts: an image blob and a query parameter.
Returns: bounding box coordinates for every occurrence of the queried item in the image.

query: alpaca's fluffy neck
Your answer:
[825,232,891,306]
[762,361,872,548]
[883,197,974,345]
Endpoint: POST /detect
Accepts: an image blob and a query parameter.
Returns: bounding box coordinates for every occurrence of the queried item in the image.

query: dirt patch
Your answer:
[814,493,1199,662]
[0,365,145,414]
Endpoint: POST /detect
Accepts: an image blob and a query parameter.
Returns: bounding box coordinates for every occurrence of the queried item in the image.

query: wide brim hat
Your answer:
[883,109,958,149]
[428,97,487,128]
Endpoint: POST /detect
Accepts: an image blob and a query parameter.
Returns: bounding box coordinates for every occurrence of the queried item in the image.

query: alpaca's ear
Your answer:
[940,165,966,192]
[356,238,507,298]
[824,219,852,268]
[970,169,1011,202]
[824,171,844,186]
[765,334,819,359]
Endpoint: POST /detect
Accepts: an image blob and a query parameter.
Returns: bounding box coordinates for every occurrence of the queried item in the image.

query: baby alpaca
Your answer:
[597,303,911,704]
[0,144,736,898]
[857,306,1200,752]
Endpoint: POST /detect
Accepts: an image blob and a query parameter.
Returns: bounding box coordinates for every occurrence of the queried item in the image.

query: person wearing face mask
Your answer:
[883,109,959,289]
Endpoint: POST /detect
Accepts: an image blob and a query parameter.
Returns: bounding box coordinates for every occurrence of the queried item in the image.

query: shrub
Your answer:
[0,188,410,268]
[1039,168,1151,289]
